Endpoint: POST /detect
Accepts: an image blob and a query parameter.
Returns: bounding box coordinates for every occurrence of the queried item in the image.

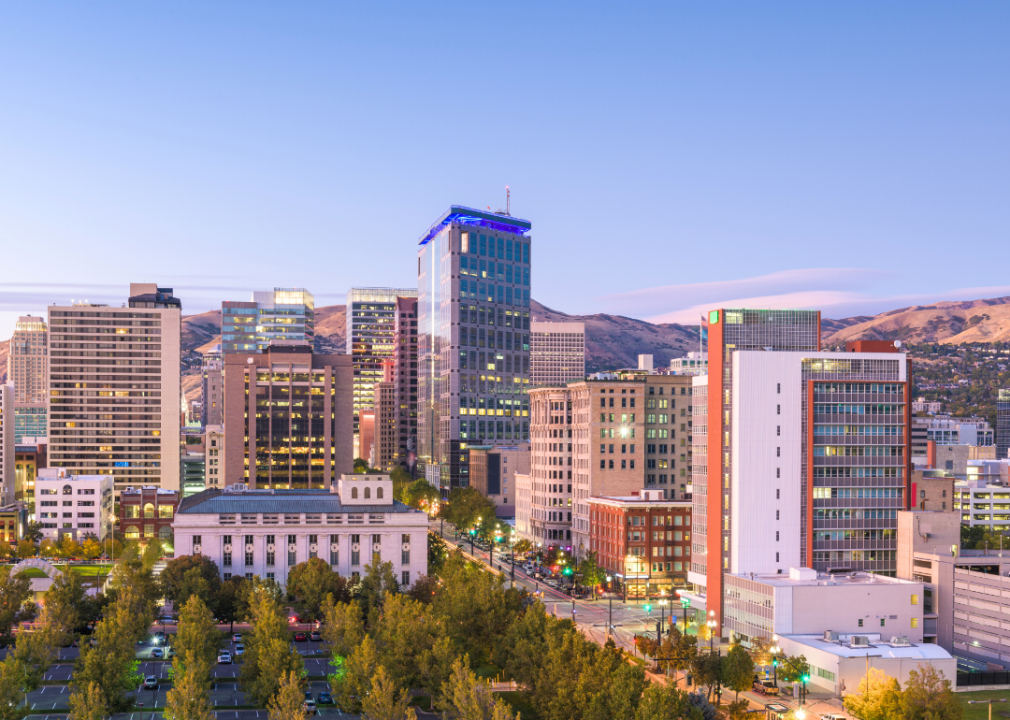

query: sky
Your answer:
[1,1,1008,338]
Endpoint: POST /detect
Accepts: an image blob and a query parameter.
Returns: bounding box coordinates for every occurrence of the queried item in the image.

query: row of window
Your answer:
[459,257,530,285]
[812,487,904,499]
[460,232,530,263]
[813,425,903,436]
[458,280,530,307]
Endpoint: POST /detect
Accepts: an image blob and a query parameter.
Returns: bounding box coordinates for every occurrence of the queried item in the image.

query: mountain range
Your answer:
[5,295,1010,388]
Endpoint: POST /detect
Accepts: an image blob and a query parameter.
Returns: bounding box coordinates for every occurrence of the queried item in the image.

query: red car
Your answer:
[293,632,307,642]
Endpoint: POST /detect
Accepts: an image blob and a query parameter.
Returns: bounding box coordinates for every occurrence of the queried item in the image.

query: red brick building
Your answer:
[119,486,180,543]
[588,490,692,599]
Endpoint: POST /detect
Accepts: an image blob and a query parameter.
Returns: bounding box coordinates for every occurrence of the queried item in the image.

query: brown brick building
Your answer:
[588,490,692,598]
[119,486,180,543]
[223,344,353,489]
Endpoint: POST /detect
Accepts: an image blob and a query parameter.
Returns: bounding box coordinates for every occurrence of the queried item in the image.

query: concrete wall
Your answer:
[896,510,960,581]
[786,581,925,641]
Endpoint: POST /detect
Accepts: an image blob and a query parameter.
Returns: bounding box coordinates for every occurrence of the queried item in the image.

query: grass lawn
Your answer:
[958,690,1010,720]
[497,691,537,719]
[16,564,111,578]
[474,663,503,681]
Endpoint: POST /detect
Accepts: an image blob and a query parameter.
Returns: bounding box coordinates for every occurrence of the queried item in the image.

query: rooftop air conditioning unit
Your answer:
[823,631,840,643]
[849,636,870,647]
[890,636,911,647]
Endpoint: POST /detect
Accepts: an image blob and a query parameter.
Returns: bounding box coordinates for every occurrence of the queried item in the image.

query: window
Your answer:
[223,553,232,567]
[267,552,275,566]
[193,535,202,547]
[364,487,371,499]
[911,594,918,605]
[858,619,863,627]
[159,505,173,519]
[911,618,918,629]
[245,552,253,566]
[402,549,410,564]
[377,487,384,499]
[352,487,358,499]
[401,571,410,587]
[288,550,296,565]
[880,618,885,627]
[144,503,155,518]
[330,549,339,565]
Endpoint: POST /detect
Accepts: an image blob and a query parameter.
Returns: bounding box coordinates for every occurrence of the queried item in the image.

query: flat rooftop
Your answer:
[732,570,917,588]
[178,488,422,515]
[418,205,532,246]
[783,634,953,661]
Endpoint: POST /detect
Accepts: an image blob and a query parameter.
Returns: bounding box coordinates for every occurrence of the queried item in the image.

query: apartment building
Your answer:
[0,385,12,504]
[925,414,994,447]
[588,490,692,597]
[998,389,1010,461]
[417,206,532,493]
[172,475,429,587]
[9,316,48,442]
[468,444,528,516]
[200,345,224,427]
[47,284,181,494]
[119,486,179,543]
[205,425,224,489]
[34,467,114,541]
[530,321,584,387]
[222,344,352,489]
[221,288,315,354]
[393,297,419,469]
[373,380,396,471]
[954,480,1010,532]
[669,352,708,376]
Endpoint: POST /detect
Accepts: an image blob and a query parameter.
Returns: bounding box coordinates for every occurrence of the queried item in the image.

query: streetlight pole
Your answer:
[968,699,1008,720]
[706,611,716,653]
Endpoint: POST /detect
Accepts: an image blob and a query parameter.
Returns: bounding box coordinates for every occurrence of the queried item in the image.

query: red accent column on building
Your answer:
[806,380,815,567]
[706,313,725,626]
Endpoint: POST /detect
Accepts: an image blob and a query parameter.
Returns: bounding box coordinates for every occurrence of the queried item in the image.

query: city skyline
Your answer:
[2,2,1008,339]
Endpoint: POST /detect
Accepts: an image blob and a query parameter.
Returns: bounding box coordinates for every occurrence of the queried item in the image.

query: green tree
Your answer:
[44,571,86,642]
[635,684,703,720]
[105,560,158,643]
[171,595,220,686]
[747,636,774,667]
[441,487,495,533]
[0,566,37,644]
[81,538,102,561]
[320,595,365,661]
[239,584,304,707]
[361,665,417,720]
[843,667,903,720]
[10,605,57,692]
[287,557,351,620]
[164,660,214,720]
[0,543,11,562]
[39,539,58,558]
[722,643,755,701]
[356,555,399,620]
[900,663,962,720]
[22,522,43,544]
[142,539,163,570]
[67,681,107,720]
[512,539,532,555]
[405,573,440,604]
[690,652,723,703]
[576,550,606,590]
[418,636,460,702]
[57,535,81,560]
[724,699,752,720]
[440,658,517,720]
[267,670,306,720]
[777,654,810,686]
[401,479,439,512]
[354,458,370,473]
[15,539,35,559]
[70,599,144,713]
[215,575,247,632]
[427,532,448,573]
[160,554,222,609]
[331,635,378,712]
[371,593,437,689]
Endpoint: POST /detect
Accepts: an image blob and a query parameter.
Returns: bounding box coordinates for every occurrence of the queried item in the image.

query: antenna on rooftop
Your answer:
[507,186,511,216]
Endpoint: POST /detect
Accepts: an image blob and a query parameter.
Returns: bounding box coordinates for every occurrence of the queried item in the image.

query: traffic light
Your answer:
[469,528,476,535]
[644,604,652,614]
[772,659,779,667]
[802,674,810,683]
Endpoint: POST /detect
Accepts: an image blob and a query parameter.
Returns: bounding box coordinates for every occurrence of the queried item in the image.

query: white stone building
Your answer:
[530,321,584,387]
[172,474,428,588]
[34,467,114,541]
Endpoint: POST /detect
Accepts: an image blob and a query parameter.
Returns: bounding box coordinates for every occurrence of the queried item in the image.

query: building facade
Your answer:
[221,288,315,354]
[373,381,396,471]
[223,344,352,489]
[346,288,417,440]
[417,206,533,494]
[393,297,419,471]
[925,415,994,447]
[47,284,182,495]
[588,491,692,598]
[669,352,708,376]
[13,439,46,503]
[205,425,224,489]
[954,481,1010,532]
[10,316,48,442]
[0,385,12,504]
[120,486,179,543]
[34,467,114,541]
[200,346,224,427]
[530,321,584,387]
[998,389,1010,461]
[172,474,428,587]
[469,445,529,517]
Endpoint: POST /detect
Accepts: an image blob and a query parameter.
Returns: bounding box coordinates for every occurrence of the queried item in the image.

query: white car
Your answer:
[232,633,242,643]
[234,644,244,657]
[217,651,232,665]
[302,700,317,716]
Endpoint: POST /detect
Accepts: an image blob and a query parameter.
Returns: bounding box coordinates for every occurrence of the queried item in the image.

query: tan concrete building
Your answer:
[223,343,352,489]
[204,425,224,488]
[515,471,533,541]
[200,346,224,427]
[530,321,584,387]
[373,381,396,471]
[10,316,48,442]
[47,284,181,495]
[0,385,13,504]
[911,470,955,512]
[469,444,529,516]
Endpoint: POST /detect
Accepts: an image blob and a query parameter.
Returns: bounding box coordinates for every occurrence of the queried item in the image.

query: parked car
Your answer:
[309,631,321,642]
[143,676,159,690]
[753,680,779,696]
[293,632,307,642]
[234,644,244,657]
[151,648,164,659]
[304,691,313,701]
[302,700,317,716]
[232,633,242,643]
[217,651,232,665]
[157,616,177,625]
[316,692,334,706]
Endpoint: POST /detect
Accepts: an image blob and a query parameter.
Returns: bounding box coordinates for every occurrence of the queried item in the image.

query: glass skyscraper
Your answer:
[998,389,1010,461]
[417,206,533,494]
[221,288,315,354]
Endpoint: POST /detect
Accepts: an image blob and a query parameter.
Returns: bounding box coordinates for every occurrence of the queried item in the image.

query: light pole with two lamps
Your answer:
[706,611,717,652]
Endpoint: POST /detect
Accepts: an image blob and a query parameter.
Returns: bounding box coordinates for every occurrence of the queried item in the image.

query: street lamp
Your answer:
[659,598,668,639]
[624,555,634,603]
[968,699,1008,720]
[605,575,613,637]
[706,611,717,652]
[679,596,690,636]
[770,636,781,687]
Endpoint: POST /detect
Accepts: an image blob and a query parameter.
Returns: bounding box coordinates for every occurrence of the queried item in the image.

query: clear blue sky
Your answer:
[2,1,1008,338]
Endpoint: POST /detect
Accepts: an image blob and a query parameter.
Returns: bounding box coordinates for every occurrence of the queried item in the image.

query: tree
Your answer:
[843,667,903,720]
[418,636,459,702]
[0,544,12,562]
[354,458,370,473]
[900,663,962,720]
[722,643,755,701]
[10,604,58,692]
[428,532,448,573]
[267,670,307,720]
[776,654,810,686]
[576,550,606,590]
[320,595,365,662]
[164,659,215,720]
[81,538,102,561]
[724,699,751,720]
[70,598,145,713]
[401,479,439,512]
[57,535,81,560]
[0,566,37,644]
[406,574,440,604]
[371,593,437,690]
[39,539,58,559]
[440,658,517,720]
[690,652,723,702]
[15,540,35,559]
[512,539,532,555]
[440,487,495,533]
[331,635,378,712]
[67,681,107,720]
[747,636,774,667]
[240,584,304,707]
[22,522,43,544]
[105,560,158,642]
[160,555,222,609]
[635,684,703,720]
[215,575,248,631]
[172,595,220,686]
[356,555,399,620]
[44,571,87,642]
[287,558,351,620]
[142,539,163,569]
[360,665,417,720]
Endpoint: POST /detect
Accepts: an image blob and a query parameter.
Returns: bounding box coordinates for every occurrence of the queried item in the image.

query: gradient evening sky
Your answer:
[1,2,1008,339]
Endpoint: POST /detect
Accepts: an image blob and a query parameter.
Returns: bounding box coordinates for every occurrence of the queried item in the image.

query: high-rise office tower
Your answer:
[47,284,182,494]
[417,206,533,493]
[10,316,48,442]
[222,343,352,489]
[997,389,1010,461]
[692,310,911,635]
[346,288,418,440]
[0,384,13,504]
[393,297,418,470]
[221,288,315,354]
[373,380,396,471]
[530,321,585,387]
[200,345,224,427]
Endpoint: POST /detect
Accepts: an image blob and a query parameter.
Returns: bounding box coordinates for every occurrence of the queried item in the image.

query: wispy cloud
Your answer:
[598,270,1010,325]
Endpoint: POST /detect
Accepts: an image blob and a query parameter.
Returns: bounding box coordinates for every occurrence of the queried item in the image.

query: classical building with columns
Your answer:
[172,474,428,588]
